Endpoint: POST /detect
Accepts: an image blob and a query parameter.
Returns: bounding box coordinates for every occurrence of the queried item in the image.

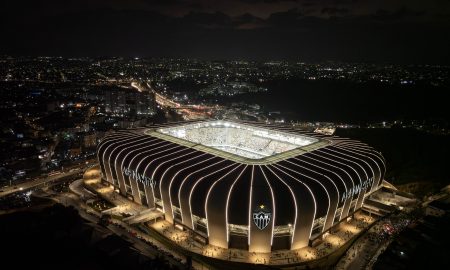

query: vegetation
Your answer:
[336,127,450,197]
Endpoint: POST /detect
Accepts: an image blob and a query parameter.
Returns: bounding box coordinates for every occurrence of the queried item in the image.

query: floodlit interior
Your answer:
[157,121,318,159]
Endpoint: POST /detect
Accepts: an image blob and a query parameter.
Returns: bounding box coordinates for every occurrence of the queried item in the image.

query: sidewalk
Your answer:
[82,166,379,267]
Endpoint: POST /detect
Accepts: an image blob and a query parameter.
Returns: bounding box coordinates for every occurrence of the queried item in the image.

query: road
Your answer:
[4,166,203,269]
[334,210,408,270]
[70,178,212,269]
[337,233,380,269]
[0,160,96,198]
[43,185,189,269]
[140,81,216,115]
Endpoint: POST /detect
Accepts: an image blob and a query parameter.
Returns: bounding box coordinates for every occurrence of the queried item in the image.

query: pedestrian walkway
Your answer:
[82,166,147,216]
[147,211,376,266]
[335,211,411,270]
[123,208,164,224]
[83,166,379,267]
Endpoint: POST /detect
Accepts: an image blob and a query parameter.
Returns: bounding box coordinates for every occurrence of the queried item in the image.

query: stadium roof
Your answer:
[98,120,386,250]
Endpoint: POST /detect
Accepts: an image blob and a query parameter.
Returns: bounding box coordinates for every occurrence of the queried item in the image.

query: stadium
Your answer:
[97,120,385,253]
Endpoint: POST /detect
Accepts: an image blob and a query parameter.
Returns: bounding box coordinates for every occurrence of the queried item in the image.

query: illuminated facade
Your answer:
[97,120,385,252]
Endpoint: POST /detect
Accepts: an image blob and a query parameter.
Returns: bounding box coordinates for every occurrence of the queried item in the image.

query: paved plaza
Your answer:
[146,212,375,266]
[83,166,380,267]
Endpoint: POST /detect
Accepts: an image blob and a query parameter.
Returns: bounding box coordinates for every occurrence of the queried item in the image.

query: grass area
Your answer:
[0,204,179,269]
[0,193,54,211]
[50,181,72,193]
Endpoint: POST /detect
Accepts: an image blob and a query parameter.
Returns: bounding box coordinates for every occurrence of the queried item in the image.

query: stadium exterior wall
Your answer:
[96,121,386,252]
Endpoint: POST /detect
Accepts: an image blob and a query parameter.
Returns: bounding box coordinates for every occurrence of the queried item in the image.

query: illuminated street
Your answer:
[0,159,96,198]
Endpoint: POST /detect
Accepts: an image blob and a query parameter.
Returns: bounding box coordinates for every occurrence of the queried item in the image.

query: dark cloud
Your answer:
[371,7,426,21]
[237,0,298,3]
[267,8,304,26]
[141,0,187,5]
[301,2,316,7]
[0,0,449,63]
[321,7,349,16]
[233,13,266,29]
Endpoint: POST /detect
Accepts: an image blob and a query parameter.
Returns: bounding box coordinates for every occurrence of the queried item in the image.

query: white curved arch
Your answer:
[225,165,249,243]
[117,138,162,201]
[302,153,354,220]
[264,165,316,248]
[280,160,338,232]
[188,163,238,230]
[153,149,197,212]
[141,146,190,207]
[314,149,364,212]
[168,155,215,219]
[161,152,209,221]
[324,147,372,209]
[258,166,276,246]
[113,137,152,196]
[205,164,246,243]
[178,159,226,227]
[336,144,382,194]
[134,143,182,205]
[101,134,138,187]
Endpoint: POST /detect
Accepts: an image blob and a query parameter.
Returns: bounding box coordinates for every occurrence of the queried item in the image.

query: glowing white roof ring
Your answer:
[157,120,319,160]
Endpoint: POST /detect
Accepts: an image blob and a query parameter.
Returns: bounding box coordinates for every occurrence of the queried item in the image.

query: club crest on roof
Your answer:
[253,204,271,230]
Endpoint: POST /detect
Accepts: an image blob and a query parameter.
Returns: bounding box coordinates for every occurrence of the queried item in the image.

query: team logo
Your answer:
[253,204,271,230]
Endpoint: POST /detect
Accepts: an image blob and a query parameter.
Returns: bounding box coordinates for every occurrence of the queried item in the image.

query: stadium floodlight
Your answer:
[157,120,319,160]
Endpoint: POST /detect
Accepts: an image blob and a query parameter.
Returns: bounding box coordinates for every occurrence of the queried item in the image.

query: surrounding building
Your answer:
[103,88,156,116]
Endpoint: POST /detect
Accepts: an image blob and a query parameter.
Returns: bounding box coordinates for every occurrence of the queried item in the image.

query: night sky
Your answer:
[1,0,449,63]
